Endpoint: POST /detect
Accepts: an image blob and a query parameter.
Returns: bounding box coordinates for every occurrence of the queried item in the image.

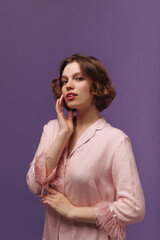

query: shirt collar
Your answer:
[67,118,107,158]
[91,118,107,131]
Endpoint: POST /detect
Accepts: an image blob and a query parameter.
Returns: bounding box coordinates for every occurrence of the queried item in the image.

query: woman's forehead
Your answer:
[62,62,81,77]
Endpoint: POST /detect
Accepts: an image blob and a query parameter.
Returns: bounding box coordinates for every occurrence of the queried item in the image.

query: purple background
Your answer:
[0,1,159,239]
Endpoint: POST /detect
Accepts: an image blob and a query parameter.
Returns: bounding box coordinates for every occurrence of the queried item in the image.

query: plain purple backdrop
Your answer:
[0,1,159,239]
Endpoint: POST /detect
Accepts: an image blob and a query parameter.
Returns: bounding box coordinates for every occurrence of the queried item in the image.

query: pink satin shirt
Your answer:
[26,118,145,240]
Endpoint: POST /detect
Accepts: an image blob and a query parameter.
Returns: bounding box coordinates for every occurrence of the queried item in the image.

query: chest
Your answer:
[67,128,87,157]
[63,136,115,205]
[67,135,78,158]
[65,135,114,183]
[53,127,117,204]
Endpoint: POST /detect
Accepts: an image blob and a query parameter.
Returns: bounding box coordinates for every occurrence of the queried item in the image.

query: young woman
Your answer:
[26,54,145,240]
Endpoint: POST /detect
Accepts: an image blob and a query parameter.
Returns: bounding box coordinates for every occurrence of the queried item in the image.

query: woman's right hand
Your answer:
[55,95,74,137]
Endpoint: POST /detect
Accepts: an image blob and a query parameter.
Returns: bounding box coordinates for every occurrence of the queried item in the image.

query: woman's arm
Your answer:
[26,121,60,194]
[69,207,96,224]
[94,136,145,239]
[40,189,96,224]
[27,95,74,193]
[45,129,70,177]
[45,95,74,176]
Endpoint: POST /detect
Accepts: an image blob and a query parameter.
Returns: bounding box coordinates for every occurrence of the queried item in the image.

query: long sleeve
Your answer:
[94,135,145,240]
[26,120,59,195]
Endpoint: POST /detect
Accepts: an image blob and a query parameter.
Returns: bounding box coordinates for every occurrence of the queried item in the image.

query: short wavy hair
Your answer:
[51,54,116,112]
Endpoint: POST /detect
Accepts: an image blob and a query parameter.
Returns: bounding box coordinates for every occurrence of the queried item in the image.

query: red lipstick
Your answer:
[66,92,77,101]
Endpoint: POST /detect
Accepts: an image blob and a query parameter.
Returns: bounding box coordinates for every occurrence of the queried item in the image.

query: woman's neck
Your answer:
[67,105,100,157]
[75,105,100,129]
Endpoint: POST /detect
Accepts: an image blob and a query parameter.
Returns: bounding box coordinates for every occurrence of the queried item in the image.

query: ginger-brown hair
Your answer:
[51,54,116,112]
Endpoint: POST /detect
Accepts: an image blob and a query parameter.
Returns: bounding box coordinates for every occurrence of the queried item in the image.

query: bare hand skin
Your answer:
[39,188,96,223]
[39,189,74,219]
[56,95,74,137]
[45,95,74,177]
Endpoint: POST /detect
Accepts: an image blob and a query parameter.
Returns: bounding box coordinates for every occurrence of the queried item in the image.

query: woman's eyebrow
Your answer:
[61,76,67,80]
[61,72,82,79]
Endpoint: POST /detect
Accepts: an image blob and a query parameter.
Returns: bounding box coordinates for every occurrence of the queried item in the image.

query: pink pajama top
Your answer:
[26,118,145,240]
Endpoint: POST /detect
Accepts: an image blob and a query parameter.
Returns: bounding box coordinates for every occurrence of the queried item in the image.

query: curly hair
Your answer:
[51,54,116,112]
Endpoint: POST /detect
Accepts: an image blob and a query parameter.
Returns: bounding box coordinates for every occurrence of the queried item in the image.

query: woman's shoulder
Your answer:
[104,120,130,142]
[102,122,132,152]
[43,119,60,136]
[44,119,59,128]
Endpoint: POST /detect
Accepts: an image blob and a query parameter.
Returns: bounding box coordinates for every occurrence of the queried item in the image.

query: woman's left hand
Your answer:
[39,189,75,219]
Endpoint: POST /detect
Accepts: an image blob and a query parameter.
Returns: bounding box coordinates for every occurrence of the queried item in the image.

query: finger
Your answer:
[55,99,60,113]
[48,188,59,195]
[41,199,53,206]
[38,194,47,198]
[40,195,52,203]
[56,98,65,118]
[59,95,64,111]
[59,94,64,104]
[68,110,73,123]
[56,99,63,118]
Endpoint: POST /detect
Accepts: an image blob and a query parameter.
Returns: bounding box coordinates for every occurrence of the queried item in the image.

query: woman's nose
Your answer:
[66,79,74,90]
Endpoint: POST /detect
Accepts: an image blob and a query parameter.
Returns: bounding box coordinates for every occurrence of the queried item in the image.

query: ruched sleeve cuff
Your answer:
[94,201,126,240]
[34,151,57,191]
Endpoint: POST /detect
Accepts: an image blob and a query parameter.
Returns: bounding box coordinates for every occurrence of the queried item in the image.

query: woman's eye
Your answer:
[61,81,67,86]
[76,77,84,81]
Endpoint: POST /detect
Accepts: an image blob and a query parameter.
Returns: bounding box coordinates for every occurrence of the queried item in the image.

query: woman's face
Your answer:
[61,62,94,111]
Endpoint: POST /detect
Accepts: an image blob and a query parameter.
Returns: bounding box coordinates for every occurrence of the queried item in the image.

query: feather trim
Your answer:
[34,151,47,185]
[94,201,126,240]
[34,151,58,192]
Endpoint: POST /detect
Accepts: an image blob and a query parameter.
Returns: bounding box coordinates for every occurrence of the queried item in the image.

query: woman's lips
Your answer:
[66,93,77,101]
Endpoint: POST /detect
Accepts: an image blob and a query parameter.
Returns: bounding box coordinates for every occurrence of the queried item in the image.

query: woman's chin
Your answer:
[66,102,78,109]
[65,103,77,111]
